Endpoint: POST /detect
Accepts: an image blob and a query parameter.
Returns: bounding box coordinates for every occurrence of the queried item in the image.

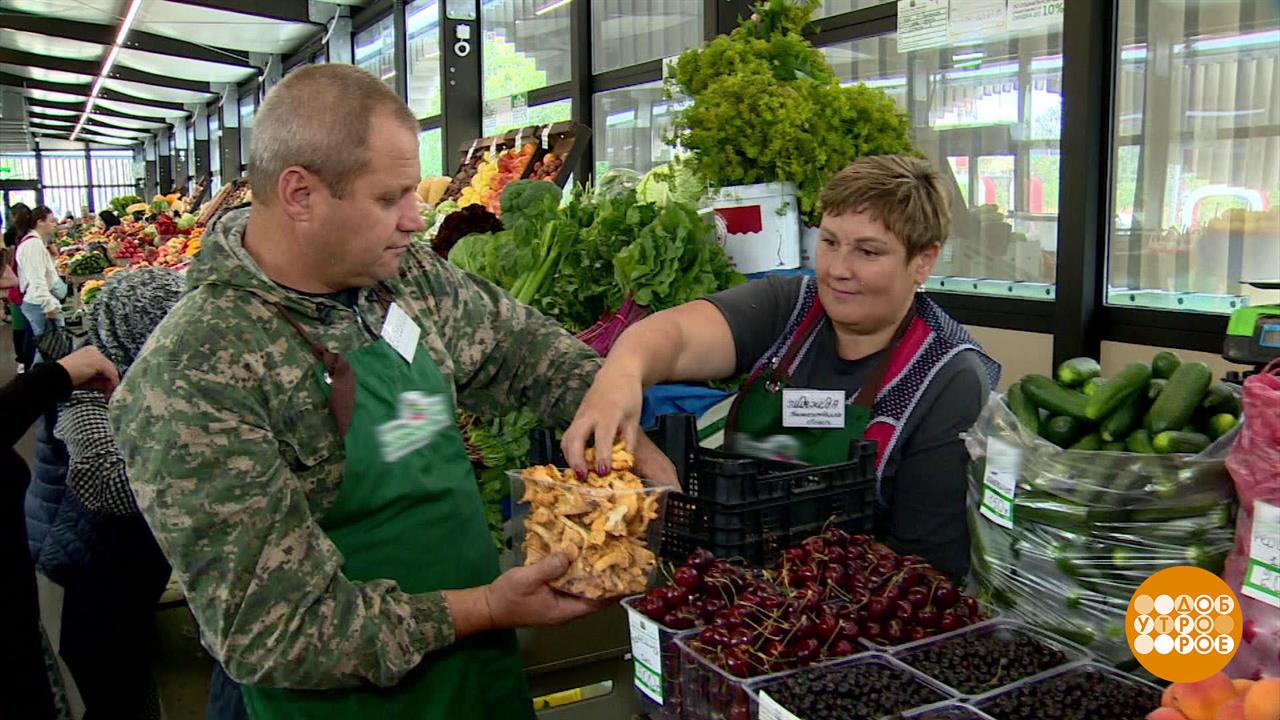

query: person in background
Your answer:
[1,345,119,720]
[564,156,1000,581]
[15,206,66,362]
[5,203,35,371]
[79,206,95,228]
[33,268,184,720]
[97,210,121,232]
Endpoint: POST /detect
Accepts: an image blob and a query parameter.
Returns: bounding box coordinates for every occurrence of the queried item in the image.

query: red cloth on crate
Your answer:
[714,205,763,235]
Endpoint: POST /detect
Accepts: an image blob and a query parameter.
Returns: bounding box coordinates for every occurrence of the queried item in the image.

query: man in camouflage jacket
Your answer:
[109,65,671,709]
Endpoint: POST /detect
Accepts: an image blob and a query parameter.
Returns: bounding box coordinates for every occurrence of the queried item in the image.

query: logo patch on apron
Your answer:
[375,391,450,462]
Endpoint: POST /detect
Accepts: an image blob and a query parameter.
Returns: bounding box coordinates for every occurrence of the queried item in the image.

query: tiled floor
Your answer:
[2,319,213,720]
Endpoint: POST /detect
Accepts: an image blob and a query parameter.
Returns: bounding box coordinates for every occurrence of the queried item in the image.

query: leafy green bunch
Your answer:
[668,0,915,224]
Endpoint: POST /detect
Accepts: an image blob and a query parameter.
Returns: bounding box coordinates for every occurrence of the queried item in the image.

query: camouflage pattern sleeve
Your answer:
[406,246,601,427]
[110,352,454,689]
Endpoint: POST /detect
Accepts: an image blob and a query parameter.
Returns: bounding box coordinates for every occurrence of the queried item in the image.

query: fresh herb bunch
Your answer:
[668,0,914,224]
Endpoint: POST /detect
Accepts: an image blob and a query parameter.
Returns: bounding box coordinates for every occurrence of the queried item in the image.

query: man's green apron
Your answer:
[724,309,914,466]
[238,297,534,720]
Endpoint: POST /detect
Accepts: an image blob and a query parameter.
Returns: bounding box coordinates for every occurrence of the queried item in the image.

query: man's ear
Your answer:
[277,166,317,222]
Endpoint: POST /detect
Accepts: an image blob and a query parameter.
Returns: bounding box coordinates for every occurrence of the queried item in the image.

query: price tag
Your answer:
[464,138,478,163]
[979,436,1022,529]
[514,127,524,149]
[380,303,421,364]
[541,124,552,148]
[1243,501,1280,608]
[758,690,802,720]
[627,607,664,703]
[488,136,499,157]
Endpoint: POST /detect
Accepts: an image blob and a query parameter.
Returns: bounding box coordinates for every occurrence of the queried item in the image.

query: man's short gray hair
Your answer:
[248,64,419,205]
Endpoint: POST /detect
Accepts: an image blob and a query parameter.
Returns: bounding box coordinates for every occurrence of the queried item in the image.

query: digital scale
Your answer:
[1224,280,1280,374]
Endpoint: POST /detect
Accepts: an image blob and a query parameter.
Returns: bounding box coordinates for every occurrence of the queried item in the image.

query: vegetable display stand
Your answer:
[965,393,1236,665]
[443,121,591,206]
[709,182,801,274]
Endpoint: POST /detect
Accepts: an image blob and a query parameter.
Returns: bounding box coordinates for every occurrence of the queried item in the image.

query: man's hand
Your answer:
[486,554,608,628]
[562,367,645,478]
[44,308,58,320]
[57,346,120,397]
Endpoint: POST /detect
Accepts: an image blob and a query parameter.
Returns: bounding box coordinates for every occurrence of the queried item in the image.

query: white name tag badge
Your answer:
[380,302,422,364]
[781,389,846,428]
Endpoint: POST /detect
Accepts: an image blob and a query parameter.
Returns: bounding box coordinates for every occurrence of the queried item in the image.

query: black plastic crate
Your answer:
[664,487,872,544]
[684,441,875,504]
[662,512,875,568]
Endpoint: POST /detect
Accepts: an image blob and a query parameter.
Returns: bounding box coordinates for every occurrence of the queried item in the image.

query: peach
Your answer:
[1149,709,1190,720]
[1173,674,1243,720]
[1232,679,1256,696]
[1215,699,1246,720]
[1243,678,1280,720]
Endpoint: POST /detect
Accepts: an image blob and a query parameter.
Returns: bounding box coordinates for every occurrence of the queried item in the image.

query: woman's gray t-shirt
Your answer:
[706,274,988,580]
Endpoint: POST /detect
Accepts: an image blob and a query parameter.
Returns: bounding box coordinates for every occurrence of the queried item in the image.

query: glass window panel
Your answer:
[40,151,88,187]
[0,152,39,180]
[814,0,895,19]
[418,128,443,177]
[529,98,572,127]
[1108,0,1280,313]
[821,23,1064,296]
[482,0,570,102]
[592,81,687,176]
[209,108,221,178]
[591,0,703,74]
[240,93,256,163]
[356,15,397,89]
[93,186,137,214]
[43,187,87,220]
[407,0,443,119]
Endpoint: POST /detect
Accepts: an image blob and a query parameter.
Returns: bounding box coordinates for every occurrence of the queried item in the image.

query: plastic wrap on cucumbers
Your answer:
[965,392,1236,665]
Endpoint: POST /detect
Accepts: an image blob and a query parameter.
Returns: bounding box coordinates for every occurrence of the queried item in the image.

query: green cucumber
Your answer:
[1086,362,1152,421]
[1069,432,1103,451]
[1102,441,1127,452]
[1151,351,1182,379]
[1152,430,1211,454]
[1147,378,1168,402]
[1007,382,1041,435]
[1100,388,1147,442]
[1022,374,1091,421]
[1125,429,1155,454]
[1042,415,1086,448]
[1208,413,1238,439]
[1147,361,1213,434]
[1200,382,1241,417]
[1056,356,1102,388]
[1082,377,1106,396]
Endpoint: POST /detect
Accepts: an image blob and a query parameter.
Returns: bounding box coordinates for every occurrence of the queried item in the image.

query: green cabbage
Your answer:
[638,162,705,207]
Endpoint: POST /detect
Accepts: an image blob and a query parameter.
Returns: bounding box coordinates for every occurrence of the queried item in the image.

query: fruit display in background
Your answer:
[530,152,563,181]
[66,250,108,276]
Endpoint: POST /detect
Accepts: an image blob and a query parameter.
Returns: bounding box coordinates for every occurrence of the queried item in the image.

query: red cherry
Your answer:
[792,637,821,664]
[916,607,940,628]
[822,527,851,546]
[723,654,751,678]
[938,611,962,633]
[673,566,702,591]
[825,545,847,563]
[781,547,807,567]
[850,534,872,547]
[885,619,906,644]
[838,618,861,642]
[823,564,847,588]
[933,583,959,610]
[686,548,716,570]
[961,596,980,617]
[664,610,696,630]
[728,628,754,647]
[802,538,827,557]
[794,565,819,586]
[867,596,892,621]
[906,586,931,609]
[633,596,666,621]
[861,620,884,641]
[894,600,916,621]
[908,626,931,642]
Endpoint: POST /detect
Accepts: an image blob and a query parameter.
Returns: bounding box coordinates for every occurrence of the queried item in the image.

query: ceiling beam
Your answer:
[0,73,189,113]
[0,9,254,68]
[0,48,213,93]
[164,0,316,25]
[28,98,167,125]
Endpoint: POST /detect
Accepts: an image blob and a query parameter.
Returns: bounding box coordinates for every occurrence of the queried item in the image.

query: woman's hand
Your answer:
[57,346,120,397]
[562,366,645,478]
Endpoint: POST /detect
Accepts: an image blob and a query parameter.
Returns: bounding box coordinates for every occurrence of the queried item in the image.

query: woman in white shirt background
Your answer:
[15,205,67,363]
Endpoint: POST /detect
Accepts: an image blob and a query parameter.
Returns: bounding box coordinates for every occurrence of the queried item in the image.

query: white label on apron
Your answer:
[979,436,1021,529]
[758,690,802,720]
[781,389,846,428]
[381,302,421,364]
[1243,500,1280,608]
[626,607,663,703]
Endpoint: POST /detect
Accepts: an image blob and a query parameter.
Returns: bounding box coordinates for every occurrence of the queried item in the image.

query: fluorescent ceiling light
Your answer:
[535,0,572,16]
[71,0,143,142]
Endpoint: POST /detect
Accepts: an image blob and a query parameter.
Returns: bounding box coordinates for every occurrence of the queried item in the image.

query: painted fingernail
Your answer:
[574,467,587,478]
[597,463,609,476]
